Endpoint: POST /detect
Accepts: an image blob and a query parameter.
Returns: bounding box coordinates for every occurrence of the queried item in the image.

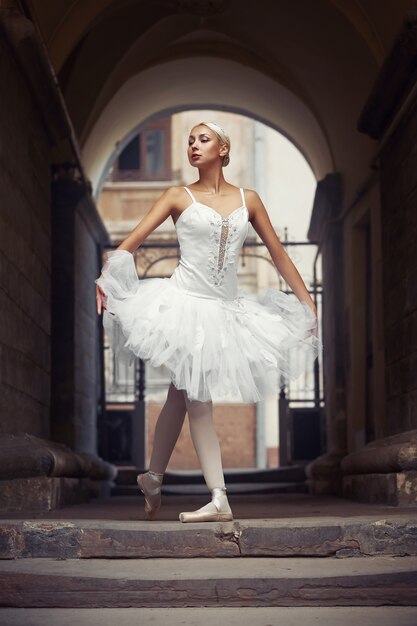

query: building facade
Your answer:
[0,0,416,510]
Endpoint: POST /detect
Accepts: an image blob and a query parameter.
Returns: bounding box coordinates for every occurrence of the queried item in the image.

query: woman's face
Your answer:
[187,125,224,168]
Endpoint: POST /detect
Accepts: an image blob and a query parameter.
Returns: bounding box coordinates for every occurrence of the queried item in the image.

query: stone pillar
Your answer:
[0,3,116,510]
[305,173,347,495]
[343,10,417,505]
[51,173,109,456]
[0,3,55,440]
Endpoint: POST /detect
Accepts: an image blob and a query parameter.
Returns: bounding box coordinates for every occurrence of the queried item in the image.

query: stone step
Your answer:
[1,516,416,560]
[2,607,417,626]
[0,556,416,608]
[113,481,309,497]
[115,465,307,486]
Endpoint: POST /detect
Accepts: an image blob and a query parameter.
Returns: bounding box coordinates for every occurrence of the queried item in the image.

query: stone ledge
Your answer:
[0,476,92,514]
[1,556,417,608]
[1,517,416,560]
[343,471,417,507]
[341,430,417,476]
[0,433,118,512]
[1,607,417,626]
[0,432,117,481]
[341,431,417,506]
[305,451,345,496]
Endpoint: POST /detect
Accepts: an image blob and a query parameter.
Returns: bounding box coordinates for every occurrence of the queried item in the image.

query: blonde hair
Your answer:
[199,121,231,167]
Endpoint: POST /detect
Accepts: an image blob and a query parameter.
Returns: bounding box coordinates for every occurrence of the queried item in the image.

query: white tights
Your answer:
[148,382,226,490]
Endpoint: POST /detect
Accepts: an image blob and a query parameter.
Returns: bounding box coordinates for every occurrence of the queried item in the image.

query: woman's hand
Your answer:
[96,278,107,315]
[248,190,319,318]
[298,299,318,337]
[305,301,317,318]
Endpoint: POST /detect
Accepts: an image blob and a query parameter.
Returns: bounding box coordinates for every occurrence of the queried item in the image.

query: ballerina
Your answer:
[95,121,321,523]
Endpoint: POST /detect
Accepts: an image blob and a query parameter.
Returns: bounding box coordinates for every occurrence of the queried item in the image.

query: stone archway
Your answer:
[81,55,334,196]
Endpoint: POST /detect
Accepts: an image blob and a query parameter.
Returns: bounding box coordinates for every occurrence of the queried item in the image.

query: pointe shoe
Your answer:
[137,470,164,520]
[179,486,233,523]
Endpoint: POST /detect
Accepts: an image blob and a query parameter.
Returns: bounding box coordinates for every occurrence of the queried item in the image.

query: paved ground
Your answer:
[1,492,417,523]
[1,607,417,626]
[1,556,416,608]
[1,494,416,618]
[2,555,416,578]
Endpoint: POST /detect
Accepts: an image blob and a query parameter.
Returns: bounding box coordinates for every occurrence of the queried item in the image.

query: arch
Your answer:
[44,0,118,71]
[36,0,390,73]
[327,0,386,66]
[83,56,334,196]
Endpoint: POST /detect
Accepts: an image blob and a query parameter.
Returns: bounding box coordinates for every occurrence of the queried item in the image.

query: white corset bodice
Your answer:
[96,184,321,403]
[169,186,249,300]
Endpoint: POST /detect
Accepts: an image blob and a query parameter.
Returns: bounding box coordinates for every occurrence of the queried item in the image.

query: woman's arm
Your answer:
[96,186,180,314]
[113,186,180,253]
[246,189,317,316]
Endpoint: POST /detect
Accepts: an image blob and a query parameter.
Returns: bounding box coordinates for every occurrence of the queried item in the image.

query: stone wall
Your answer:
[0,13,108,461]
[0,33,51,438]
[380,96,417,436]
[338,14,417,504]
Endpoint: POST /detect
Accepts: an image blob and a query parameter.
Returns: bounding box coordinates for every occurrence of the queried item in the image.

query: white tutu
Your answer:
[95,249,321,403]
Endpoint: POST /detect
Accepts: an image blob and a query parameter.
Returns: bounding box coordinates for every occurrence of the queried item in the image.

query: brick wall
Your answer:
[380,97,417,435]
[0,35,51,437]
[146,402,257,469]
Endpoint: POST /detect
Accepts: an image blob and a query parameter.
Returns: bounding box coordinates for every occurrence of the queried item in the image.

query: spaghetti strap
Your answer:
[184,186,196,203]
[239,187,246,207]
[96,179,321,404]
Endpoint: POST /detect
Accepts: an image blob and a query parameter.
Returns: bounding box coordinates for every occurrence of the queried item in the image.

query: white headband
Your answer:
[203,122,229,141]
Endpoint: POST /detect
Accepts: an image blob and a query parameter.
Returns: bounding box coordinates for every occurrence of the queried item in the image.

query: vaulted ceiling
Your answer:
[26,0,416,200]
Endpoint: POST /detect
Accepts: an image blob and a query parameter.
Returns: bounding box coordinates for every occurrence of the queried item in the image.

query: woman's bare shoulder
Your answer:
[242,187,262,205]
[159,186,188,207]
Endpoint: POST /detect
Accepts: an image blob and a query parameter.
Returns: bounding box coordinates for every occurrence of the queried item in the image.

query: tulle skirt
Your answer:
[95,250,322,403]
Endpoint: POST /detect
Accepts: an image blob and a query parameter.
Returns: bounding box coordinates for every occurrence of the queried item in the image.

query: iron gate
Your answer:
[98,233,324,467]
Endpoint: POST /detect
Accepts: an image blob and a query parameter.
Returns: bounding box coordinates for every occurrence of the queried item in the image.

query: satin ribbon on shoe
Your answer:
[179,487,233,523]
[137,470,163,520]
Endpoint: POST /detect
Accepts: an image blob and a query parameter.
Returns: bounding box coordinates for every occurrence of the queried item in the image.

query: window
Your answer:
[119,136,140,171]
[112,118,171,181]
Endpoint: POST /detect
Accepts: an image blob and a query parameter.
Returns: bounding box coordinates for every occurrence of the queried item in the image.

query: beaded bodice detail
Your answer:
[169,186,249,300]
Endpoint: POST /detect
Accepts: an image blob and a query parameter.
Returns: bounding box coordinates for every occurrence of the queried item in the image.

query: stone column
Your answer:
[0,3,116,511]
[305,173,347,495]
[342,10,417,505]
[51,173,109,456]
